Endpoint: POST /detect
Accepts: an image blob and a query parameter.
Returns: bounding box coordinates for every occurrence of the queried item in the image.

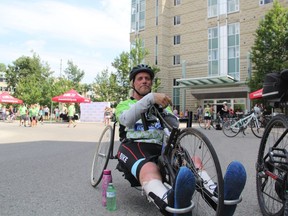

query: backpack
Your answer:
[262,70,288,100]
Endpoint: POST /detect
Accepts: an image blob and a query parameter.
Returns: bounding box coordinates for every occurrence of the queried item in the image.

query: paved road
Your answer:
[0,121,262,216]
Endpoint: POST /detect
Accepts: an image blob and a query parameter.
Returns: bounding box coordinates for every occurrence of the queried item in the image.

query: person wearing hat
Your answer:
[221,101,229,120]
[115,64,246,215]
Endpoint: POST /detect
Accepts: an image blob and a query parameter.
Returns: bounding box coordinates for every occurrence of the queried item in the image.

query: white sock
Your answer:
[142,179,169,202]
[199,170,216,193]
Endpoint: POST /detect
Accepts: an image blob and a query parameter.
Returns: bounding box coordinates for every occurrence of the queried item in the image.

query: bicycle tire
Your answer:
[251,119,265,138]
[222,119,240,137]
[91,125,113,187]
[256,114,288,216]
[176,128,224,216]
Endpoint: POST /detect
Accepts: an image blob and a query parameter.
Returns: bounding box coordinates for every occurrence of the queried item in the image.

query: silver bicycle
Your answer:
[222,111,265,138]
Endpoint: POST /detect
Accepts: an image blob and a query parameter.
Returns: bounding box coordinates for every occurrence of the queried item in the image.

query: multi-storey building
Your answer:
[130,0,286,115]
[0,72,7,93]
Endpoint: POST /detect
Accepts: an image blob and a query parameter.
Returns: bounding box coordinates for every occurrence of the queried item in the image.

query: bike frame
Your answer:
[231,112,260,131]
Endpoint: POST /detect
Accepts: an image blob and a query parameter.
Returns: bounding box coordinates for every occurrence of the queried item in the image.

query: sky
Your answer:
[0,0,131,84]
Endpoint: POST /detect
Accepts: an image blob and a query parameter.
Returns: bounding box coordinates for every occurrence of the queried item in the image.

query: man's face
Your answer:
[133,72,152,96]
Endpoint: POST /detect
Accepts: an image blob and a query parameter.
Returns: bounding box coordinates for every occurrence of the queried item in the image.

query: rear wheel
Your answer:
[91,125,113,187]
[176,128,224,216]
[222,119,240,137]
[256,114,288,216]
[251,119,265,138]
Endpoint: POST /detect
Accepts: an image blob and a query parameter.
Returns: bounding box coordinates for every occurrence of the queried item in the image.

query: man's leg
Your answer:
[140,162,169,202]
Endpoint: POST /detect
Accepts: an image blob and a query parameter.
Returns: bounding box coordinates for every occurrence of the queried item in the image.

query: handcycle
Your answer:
[222,110,265,138]
[90,105,242,215]
[256,69,288,216]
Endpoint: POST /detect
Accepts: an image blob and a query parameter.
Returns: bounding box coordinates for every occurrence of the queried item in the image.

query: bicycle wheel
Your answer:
[251,119,265,138]
[176,128,224,216]
[91,125,113,187]
[256,114,288,216]
[222,119,240,137]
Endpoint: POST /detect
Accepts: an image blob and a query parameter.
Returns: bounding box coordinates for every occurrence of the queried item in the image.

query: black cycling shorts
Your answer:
[117,140,161,181]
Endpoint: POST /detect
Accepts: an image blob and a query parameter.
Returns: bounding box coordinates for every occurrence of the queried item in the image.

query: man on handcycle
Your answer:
[115,64,247,215]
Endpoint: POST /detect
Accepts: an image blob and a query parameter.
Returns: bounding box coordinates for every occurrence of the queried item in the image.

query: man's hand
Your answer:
[153,93,172,108]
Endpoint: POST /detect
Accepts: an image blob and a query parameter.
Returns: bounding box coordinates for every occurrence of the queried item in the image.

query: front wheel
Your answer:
[176,128,224,216]
[91,125,113,187]
[222,119,240,137]
[251,119,265,138]
[256,114,288,216]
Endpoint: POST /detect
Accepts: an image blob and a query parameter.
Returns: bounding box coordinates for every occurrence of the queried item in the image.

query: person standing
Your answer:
[19,103,27,127]
[104,106,112,126]
[38,105,44,124]
[220,101,229,120]
[203,104,212,129]
[67,103,76,128]
[54,106,60,122]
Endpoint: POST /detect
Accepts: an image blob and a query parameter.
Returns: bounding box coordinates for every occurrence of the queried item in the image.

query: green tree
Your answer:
[92,37,161,102]
[5,53,54,104]
[111,51,131,101]
[0,63,6,72]
[92,68,118,102]
[130,38,149,66]
[64,60,85,88]
[249,1,288,91]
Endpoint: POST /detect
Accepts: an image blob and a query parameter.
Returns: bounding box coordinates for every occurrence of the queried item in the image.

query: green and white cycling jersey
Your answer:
[115,93,178,145]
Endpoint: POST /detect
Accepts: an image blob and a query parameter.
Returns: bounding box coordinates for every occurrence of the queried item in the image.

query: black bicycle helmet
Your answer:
[129,64,154,81]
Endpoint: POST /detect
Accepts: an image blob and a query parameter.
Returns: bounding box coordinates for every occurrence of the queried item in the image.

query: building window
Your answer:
[174,35,181,45]
[173,79,180,113]
[173,55,181,65]
[174,0,181,6]
[174,15,181,25]
[228,23,240,80]
[155,36,158,65]
[208,27,219,76]
[208,0,218,18]
[155,0,159,25]
[259,0,273,5]
[131,0,145,32]
[227,0,239,13]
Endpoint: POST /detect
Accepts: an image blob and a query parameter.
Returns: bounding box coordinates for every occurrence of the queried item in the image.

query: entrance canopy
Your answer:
[249,88,263,100]
[176,75,237,88]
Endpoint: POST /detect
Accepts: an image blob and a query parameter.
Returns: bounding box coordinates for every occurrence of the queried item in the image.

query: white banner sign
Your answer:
[80,102,110,122]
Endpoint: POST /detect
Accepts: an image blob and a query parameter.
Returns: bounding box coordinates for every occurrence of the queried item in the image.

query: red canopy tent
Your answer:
[52,89,91,103]
[0,92,23,104]
[249,88,263,100]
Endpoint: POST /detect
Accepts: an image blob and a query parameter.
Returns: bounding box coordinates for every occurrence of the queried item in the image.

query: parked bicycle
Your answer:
[199,113,224,130]
[222,111,265,138]
[91,105,243,215]
[256,69,288,216]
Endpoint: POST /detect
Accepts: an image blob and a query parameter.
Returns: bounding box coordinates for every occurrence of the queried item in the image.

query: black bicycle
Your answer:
[91,105,242,215]
[256,69,288,216]
[199,113,224,130]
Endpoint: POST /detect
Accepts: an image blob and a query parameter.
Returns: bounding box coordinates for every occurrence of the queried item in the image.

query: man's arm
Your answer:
[116,93,155,128]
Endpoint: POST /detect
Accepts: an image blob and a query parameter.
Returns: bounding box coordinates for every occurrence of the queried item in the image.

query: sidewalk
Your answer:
[0,121,107,144]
